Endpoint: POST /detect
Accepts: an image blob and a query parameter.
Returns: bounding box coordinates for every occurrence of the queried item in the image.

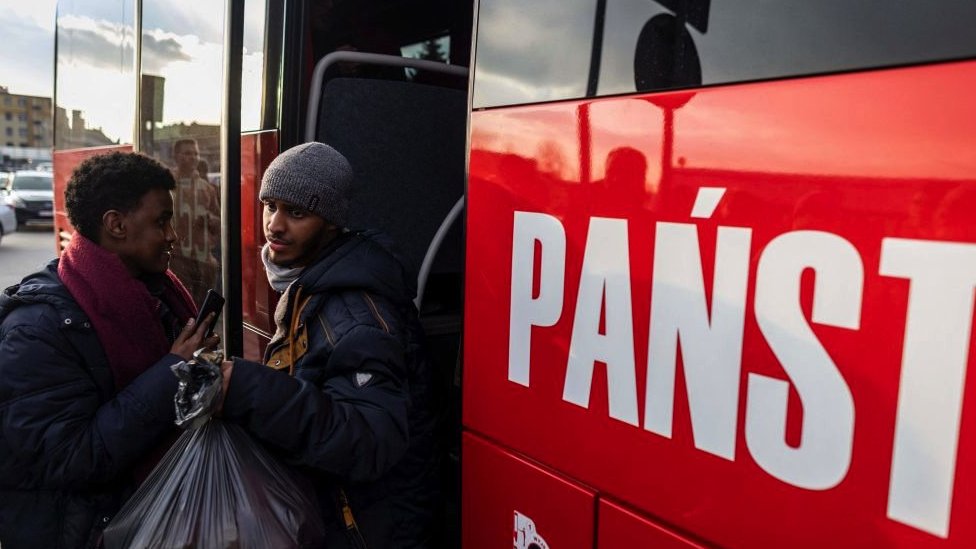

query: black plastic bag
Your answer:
[103,349,326,549]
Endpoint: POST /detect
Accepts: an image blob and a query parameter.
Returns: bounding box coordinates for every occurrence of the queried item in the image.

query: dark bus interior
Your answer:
[285,0,474,545]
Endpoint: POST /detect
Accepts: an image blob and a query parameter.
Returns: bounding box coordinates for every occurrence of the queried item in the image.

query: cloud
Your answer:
[142,1,223,49]
[474,0,595,107]
[0,6,55,96]
[142,31,193,74]
[0,1,54,32]
[56,15,201,77]
[59,29,132,72]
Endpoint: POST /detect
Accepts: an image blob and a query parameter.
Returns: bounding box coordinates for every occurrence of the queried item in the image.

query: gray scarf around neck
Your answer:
[261,242,304,292]
[261,242,306,348]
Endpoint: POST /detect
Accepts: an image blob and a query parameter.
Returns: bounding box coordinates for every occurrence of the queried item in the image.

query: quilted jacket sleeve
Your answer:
[0,316,180,490]
[223,320,410,483]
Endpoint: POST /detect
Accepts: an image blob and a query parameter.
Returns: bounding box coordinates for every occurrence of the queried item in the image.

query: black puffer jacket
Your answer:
[223,231,441,548]
[0,262,182,549]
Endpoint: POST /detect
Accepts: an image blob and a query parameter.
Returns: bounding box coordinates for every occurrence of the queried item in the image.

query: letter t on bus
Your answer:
[881,238,976,538]
[509,212,566,386]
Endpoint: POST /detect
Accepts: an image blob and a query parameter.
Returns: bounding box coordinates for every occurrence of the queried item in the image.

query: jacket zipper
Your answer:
[361,292,390,333]
[339,489,369,549]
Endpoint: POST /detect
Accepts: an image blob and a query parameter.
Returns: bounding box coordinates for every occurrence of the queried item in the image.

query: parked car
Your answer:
[3,170,54,227]
[0,201,16,246]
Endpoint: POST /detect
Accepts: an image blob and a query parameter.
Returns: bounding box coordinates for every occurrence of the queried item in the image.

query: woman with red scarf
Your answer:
[0,152,218,549]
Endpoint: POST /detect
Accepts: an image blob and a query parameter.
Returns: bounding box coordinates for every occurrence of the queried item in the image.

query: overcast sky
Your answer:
[0,0,268,140]
[0,0,57,97]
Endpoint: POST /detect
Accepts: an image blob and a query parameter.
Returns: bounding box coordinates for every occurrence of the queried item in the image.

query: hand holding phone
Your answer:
[194,289,225,338]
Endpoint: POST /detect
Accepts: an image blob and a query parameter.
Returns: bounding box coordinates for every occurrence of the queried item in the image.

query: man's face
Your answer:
[175,143,200,174]
[263,198,335,267]
[117,188,178,277]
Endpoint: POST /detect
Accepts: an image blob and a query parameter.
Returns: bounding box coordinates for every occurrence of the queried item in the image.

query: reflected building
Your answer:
[54,107,115,150]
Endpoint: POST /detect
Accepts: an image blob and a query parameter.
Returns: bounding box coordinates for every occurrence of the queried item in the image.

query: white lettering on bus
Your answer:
[563,217,639,426]
[748,231,860,490]
[645,222,751,460]
[509,212,565,387]
[881,238,976,538]
[506,193,976,538]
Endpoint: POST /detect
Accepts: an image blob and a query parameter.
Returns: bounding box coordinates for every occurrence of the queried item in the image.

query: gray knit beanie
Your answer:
[259,142,353,226]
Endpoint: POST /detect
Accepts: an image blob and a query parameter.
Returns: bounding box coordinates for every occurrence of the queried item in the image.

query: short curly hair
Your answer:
[65,152,176,242]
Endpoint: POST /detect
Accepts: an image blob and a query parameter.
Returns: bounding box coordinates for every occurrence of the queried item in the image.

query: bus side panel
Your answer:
[464,60,976,547]
[240,130,279,361]
[597,498,706,549]
[53,145,134,254]
[462,432,595,549]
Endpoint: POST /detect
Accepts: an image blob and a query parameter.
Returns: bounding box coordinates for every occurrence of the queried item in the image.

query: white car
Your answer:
[0,201,17,246]
[4,170,54,227]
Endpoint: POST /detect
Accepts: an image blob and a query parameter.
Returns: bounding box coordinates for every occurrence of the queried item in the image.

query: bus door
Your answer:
[240,1,475,546]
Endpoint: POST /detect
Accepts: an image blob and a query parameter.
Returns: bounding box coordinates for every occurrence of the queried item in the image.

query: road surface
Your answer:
[0,227,57,291]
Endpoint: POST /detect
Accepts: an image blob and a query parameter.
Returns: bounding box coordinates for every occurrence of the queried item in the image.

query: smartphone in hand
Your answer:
[194,289,225,338]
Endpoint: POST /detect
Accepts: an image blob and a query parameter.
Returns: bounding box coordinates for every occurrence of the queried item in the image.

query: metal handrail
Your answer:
[415,196,465,310]
[304,51,469,142]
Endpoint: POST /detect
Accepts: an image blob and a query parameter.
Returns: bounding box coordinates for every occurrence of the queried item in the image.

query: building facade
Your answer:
[0,86,53,169]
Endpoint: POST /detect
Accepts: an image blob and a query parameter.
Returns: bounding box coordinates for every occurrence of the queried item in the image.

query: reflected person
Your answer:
[169,138,220,305]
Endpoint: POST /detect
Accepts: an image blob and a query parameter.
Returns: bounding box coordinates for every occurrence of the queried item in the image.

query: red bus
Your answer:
[52,0,976,546]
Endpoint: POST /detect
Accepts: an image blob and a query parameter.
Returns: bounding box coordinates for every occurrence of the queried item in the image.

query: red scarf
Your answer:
[58,233,197,390]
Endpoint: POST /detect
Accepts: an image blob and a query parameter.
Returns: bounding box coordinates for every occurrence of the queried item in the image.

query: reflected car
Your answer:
[4,170,55,227]
[0,201,16,246]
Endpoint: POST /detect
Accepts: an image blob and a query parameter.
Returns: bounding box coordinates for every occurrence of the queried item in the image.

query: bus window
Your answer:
[401,34,451,81]
[308,0,470,81]
[54,0,136,149]
[242,0,268,132]
[473,0,595,108]
[474,0,976,108]
[140,0,225,308]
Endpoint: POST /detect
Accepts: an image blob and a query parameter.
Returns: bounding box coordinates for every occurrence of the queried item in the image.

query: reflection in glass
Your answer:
[141,0,225,307]
[633,13,701,92]
[402,36,451,81]
[169,137,221,308]
[473,0,594,107]
[55,0,136,149]
[475,0,976,108]
[242,0,267,132]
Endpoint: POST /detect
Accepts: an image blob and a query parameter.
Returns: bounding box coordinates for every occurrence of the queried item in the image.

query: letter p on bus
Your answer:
[509,212,566,387]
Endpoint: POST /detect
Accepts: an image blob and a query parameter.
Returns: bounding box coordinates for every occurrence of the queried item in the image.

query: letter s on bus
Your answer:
[747,231,861,491]
[509,212,566,387]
